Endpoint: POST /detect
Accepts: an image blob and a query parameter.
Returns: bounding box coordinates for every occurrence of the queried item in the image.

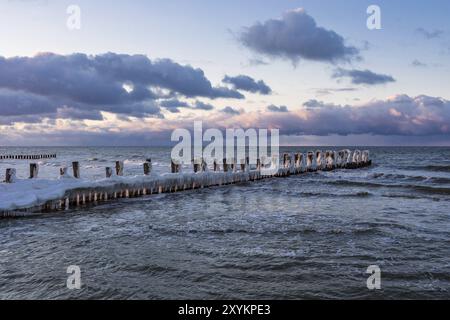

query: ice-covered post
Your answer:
[193,158,201,173]
[5,168,16,183]
[352,150,361,168]
[29,163,39,179]
[356,150,362,166]
[240,159,246,172]
[116,161,124,176]
[213,159,219,172]
[105,167,113,178]
[329,152,336,169]
[256,158,261,171]
[60,167,69,177]
[362,150,370,165]
[315,151,322,169]
[144,161,152,176]
[171,160,180,173]
[223,159,229,172]
[294,153,301,171]
[231,158,237,172]
[306,152,314,171]
[283,154,290,169]
[72,161,80,178]
[201,158,208,172]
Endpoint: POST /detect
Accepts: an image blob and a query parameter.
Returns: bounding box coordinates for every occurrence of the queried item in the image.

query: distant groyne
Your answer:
[0,154,57,160]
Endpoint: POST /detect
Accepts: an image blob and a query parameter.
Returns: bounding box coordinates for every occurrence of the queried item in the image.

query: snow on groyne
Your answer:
[0,150,372,218]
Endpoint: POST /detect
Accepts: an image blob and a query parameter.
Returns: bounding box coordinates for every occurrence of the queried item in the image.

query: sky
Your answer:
[0,0,449,146]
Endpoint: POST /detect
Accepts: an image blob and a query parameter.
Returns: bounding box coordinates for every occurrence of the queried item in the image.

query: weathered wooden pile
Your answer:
[1,150,371,217]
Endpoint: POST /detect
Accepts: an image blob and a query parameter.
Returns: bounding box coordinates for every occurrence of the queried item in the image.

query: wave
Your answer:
[327,179,450,195]
[404,165,450,173]
[369,173,450,184]
[150,225,380,237]
[297,191,372,198]
[423,165,450,173]
[382,193,445,202]
[328,180,384,188]
[411,185,450,195]
[428,177,450,184]
[369,172,430,182]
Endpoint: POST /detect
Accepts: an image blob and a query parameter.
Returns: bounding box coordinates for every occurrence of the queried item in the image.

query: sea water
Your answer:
[0,146,449,299]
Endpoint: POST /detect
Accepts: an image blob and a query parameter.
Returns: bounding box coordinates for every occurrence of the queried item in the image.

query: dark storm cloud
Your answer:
[260,95,450,136]
[238,8,359,64]
[303,99,327,109]
[3,95,450,145]
[159,99,214,113]
[159,99,190,113]
[267,104,288,113]
[221,106,242,115]
[0,89,163,125]
[223,75,272,95]
[0,52,243,122]
[332,68,395,85]
[194,101,214,111]
[56,106,104,121]
[0,89,56,116]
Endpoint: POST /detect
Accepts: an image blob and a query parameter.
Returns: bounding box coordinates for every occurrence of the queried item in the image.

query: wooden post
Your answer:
[5,168,16,183]
[294,154,300,169]
[116,161,124,176]
[231,158,237,172]
[29,163,39,179]
[315,151,322,169]
[171,160,177,173]
[60,167,68,177]
[201,158,208,172]
[283,153,290,168]
[306,152,314,171]
[144,162,152,175]
[72,161,80,178]
[256,159,261,171]
[240,159,246,172]
[223,159,229,172]
[192,158,202,173]
[106,167,113,178]
[331,152,335,169]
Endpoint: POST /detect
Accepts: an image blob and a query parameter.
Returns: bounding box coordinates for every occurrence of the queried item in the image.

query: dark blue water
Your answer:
[0,147,449,299]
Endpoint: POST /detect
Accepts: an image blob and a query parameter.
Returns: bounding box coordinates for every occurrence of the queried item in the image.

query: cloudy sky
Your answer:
[0,0,449,146]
